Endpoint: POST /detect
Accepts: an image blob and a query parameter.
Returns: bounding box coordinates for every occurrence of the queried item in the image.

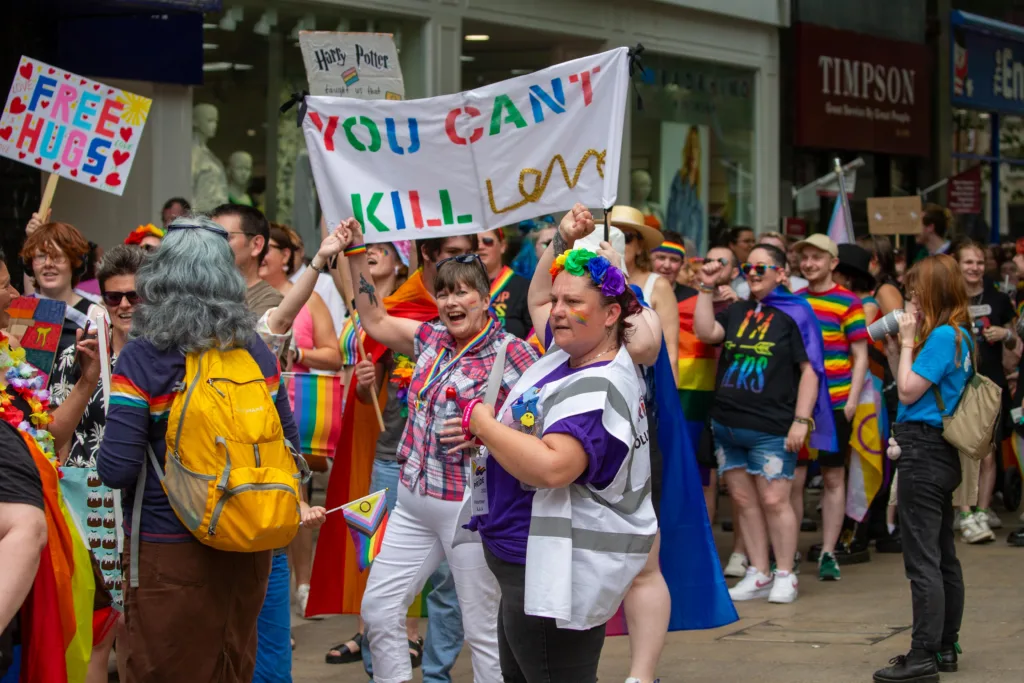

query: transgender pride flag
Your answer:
[827,197,852,245]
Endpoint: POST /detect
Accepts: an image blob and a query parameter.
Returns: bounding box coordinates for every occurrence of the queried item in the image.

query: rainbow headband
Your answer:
[124,223,165,246]
[550,248,626,297]
[652,242,686,259]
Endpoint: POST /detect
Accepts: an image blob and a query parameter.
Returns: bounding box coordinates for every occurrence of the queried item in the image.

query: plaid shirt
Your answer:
[398,321,538,501]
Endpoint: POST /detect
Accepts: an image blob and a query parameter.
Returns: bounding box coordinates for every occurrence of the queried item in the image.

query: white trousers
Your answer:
[361,484,501,683]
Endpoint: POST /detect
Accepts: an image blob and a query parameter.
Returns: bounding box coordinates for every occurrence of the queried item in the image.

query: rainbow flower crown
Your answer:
[550,248,627,297]
[124,223,165,246]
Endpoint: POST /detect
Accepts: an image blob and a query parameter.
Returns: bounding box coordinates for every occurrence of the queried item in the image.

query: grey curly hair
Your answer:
[131,215,256,352]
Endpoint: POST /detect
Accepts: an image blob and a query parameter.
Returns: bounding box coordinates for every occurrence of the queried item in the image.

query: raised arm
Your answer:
[295,293,343,372]
[598,244,661,366]
[337,218,419,358]
[264,227,346,335]
[48,331,101,455]
[528,203,594,337]
[693,261,727,345]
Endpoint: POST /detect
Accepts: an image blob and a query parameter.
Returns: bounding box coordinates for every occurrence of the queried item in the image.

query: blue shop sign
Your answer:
[951,10,1024,115]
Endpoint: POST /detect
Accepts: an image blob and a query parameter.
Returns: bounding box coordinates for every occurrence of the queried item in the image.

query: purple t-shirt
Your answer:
[474,355,629,564]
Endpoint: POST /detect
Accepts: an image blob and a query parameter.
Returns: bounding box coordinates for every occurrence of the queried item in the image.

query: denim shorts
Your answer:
[711,420,796,481]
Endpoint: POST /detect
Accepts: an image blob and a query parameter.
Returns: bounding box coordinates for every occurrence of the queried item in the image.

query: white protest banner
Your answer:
[299,32,404,99]
[0,57,151,196]
[303,47,628,242]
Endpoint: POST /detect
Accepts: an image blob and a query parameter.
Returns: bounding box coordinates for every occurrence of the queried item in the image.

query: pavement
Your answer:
[291,508,1024,683]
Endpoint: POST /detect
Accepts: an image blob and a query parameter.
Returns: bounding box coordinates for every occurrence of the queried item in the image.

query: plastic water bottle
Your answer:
[440,387,461,457]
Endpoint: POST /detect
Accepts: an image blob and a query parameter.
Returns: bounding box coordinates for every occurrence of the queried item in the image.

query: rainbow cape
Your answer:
[306,270,438,618]
[290,373,344,459]
[342,490,389,571]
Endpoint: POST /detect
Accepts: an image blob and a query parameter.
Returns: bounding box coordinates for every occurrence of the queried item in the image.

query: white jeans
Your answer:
[361,484,501,683]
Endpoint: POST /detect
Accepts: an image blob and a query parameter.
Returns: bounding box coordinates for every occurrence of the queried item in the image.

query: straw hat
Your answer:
[607,205,664,251]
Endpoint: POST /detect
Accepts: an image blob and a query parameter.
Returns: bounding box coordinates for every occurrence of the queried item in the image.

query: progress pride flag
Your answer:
[303,48,629,243]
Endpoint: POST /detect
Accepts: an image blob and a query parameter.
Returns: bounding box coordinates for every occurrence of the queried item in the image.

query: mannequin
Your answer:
[228,151,255,207]
[631,169,664,230]
[191,103,229,212]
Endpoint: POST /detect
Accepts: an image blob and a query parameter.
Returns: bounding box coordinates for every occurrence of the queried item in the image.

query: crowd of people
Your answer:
[0,191,1021,683]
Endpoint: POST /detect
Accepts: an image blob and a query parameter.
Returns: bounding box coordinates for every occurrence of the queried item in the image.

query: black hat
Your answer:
[836,243,874,285]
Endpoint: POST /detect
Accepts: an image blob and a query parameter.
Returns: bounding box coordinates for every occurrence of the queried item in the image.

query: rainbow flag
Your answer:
[289,373,343,459]
[342,490,389,571]
[342,67,359,86]
[676,291,719,449]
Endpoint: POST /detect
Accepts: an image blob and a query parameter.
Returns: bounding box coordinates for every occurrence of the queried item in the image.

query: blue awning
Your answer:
[951,10,1024,42]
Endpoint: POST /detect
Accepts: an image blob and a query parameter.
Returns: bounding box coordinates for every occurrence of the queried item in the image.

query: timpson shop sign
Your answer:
[794,23,931,157]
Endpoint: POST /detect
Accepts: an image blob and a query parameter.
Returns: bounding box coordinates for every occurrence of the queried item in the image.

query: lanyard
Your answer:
[416,320,495,404]
[489,267,514,304]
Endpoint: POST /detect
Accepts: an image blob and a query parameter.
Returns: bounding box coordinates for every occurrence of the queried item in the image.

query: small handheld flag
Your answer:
[340,489,389,571]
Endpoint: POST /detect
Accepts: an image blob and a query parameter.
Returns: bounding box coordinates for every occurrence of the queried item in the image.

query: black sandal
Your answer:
[409,637,424,669]
[325,633,363,664]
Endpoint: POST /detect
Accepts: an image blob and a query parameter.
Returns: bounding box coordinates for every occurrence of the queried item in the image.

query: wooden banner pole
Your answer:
[39,173,59,217]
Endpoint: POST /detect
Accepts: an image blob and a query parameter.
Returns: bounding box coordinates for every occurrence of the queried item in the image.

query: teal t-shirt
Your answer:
[896,325,973,427]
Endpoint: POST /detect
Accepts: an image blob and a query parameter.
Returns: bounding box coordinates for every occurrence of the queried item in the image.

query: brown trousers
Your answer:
[121,541,271,683]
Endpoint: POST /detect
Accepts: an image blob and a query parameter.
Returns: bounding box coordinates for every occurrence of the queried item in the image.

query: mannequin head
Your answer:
[193,104,219,141]
[631,169,653,204]
[228,151,253,189]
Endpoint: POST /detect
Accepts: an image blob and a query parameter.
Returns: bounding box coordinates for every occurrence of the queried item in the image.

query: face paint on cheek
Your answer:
[570,310,588,326]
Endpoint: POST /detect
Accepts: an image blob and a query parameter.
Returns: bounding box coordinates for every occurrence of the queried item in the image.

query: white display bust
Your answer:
[227,151,254,207]
[631,169,664,229]
[191,103,229,212]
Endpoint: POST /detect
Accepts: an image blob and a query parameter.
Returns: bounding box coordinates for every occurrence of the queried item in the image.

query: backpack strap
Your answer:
[929,329,975,417]
[129,446,165,589]
[485,336,513,407]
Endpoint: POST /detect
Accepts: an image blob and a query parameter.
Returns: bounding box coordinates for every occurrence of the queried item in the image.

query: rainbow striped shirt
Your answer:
[798,284,868,409]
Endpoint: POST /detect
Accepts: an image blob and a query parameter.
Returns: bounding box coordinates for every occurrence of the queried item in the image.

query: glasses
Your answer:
[268,242,284,251]
[622,232,638,245]
[102,290,142,307]
[479,236,497,247]
[31,252,68,266]
[740,262,783,277]
[538,239,553,250]
[436,253,484,271]
[703,257,731,267]
[141,244,158,253]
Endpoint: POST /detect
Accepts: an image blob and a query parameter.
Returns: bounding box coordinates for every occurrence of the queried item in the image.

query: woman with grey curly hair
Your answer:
[96,217,324,683]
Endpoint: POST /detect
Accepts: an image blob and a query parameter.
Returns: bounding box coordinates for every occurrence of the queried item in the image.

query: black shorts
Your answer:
[0,422,43,510]
[696,421,718,470]
[815,408,853,469]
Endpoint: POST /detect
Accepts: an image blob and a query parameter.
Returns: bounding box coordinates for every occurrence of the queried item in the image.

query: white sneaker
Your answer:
[295,583,310,618]
[724,552,749,578]
[768,571,798,604]
[728,567,774,601]
[960,514,994,544]
[982,508,1003,530]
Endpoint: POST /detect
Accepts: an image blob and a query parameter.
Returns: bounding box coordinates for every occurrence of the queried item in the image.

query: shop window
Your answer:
[629,54,756,256]
[194,3,423,237]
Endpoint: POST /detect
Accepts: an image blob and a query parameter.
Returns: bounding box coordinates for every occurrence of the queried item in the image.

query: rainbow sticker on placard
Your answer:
[342,67,359,86]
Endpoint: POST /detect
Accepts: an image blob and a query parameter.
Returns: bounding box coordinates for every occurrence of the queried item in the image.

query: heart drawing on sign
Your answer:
[64,73,71,80]
[90,176,97,183]
[39,100,49,109]
[0,127,12,141]
[93,84,100,91]
[33,157,41,165]
[112,151,130,166]
[18,152,25,159]
[19,63,33,80]
[9,98,26,115]
[70,169,78,177]
[118,127,132,143]
[52,162,60,171]
[48,68,55,75]
[105,172,121,187]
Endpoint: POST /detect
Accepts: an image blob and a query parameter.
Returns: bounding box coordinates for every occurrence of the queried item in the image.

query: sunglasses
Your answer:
[436,253,485,271]
[480,236,498,247]
[703,257,731,267]
[740,263,783,277]
[102,290,142,307]
[141,244,158,253]
[622,232,638,245]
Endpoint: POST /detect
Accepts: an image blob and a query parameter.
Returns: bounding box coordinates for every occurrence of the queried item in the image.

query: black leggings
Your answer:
[484,547,606,682]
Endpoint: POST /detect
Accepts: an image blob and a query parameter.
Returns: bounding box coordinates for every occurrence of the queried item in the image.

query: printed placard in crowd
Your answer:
[299,32,404,99]
[0,57,151,196]
[303,47,629,243]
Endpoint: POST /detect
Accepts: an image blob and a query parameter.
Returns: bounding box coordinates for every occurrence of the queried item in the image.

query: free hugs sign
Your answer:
[0,57,151,196]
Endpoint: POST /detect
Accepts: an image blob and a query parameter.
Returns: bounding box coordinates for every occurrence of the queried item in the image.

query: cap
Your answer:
[793,233,838,259]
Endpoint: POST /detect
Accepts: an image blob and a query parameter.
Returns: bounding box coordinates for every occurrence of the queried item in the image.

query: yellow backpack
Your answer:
[130,348,304,585]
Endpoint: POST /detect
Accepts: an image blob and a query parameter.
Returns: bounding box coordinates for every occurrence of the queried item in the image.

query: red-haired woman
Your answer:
[875,254,971,682]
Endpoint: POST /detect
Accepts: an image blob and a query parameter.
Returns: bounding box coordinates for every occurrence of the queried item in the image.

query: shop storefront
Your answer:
[788,23,931,236]
[950,10,1024,240]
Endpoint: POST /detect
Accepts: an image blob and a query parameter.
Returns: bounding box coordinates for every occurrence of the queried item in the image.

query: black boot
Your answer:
[873,649,939,683]
[1009,528,1024,547]
[876,526,903,554]
[937,642,961,673]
